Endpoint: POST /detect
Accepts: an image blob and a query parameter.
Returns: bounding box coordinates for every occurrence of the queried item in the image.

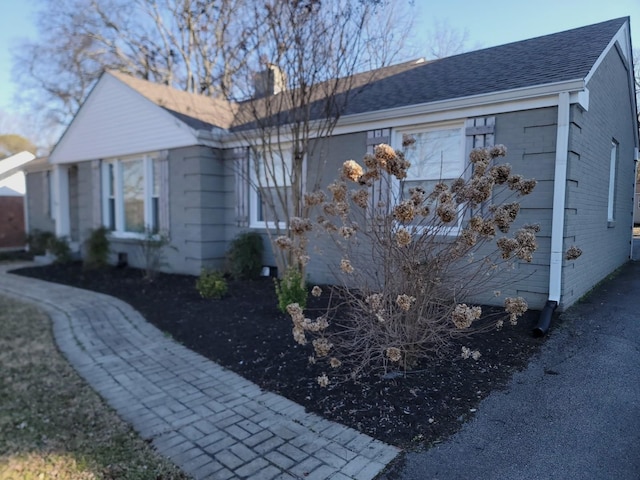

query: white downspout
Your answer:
[549,92,571,303]
[534,91,570,336]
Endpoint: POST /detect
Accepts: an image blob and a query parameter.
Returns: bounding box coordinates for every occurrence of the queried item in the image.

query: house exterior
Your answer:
[25,17,638,312]
[0,152,36,250]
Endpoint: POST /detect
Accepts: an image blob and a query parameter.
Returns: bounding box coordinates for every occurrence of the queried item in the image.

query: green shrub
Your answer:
[275,267,307,313]
[227,232,264,279]
[27,230,55,255]
[47,236,72,264]
[196,269,228,299]
[84,227,110,269]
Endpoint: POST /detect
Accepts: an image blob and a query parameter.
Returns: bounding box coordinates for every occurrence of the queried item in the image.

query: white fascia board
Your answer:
[584,22,631,85]
[0,152,36,182]
[334,79,586,134]
[221,79,586,149]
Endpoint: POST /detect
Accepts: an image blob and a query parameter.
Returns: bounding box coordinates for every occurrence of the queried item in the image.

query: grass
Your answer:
[0,295,190,480]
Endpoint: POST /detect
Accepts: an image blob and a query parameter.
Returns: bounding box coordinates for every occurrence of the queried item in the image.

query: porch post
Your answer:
[52,164,71,238]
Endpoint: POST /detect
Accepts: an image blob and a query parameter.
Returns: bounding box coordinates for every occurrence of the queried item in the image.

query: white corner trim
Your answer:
[548,92,571,303]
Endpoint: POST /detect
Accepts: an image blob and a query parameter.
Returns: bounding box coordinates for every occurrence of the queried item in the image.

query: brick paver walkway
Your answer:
[0,263,399,480]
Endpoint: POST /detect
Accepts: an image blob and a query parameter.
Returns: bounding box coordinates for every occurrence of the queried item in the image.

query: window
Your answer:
[608,140,618,223]
[397,125,465,229]
[102,155,159,235]
[249,147,294,228]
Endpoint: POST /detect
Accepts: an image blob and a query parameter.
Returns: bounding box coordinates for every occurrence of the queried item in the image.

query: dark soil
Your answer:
[10,262,546,449]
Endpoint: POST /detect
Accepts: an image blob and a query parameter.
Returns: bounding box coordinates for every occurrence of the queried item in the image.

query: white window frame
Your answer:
[607,140,618,224]
[101,153,159,238]
[249,145,300,230]
[393,122,466,234]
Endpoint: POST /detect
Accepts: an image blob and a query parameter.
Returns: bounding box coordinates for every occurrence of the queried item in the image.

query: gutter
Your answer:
[534,91,571,336]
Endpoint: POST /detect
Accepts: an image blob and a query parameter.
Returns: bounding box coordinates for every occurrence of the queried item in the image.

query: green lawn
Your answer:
[0,295,189,480]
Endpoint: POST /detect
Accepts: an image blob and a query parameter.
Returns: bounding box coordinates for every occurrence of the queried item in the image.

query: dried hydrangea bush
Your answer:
[278,142,580,383]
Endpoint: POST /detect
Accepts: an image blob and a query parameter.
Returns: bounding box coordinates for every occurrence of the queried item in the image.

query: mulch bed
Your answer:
[11,262,545,449]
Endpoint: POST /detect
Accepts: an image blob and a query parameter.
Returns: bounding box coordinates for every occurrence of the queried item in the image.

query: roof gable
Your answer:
[108,71,237,130]
[50,73,206,164]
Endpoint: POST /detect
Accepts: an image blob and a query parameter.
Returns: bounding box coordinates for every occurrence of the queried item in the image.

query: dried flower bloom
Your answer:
[328,181,348,202]
[418,206,431,217]
[386,347,402,362]
[329,357,342,368]
[472,159,490,178]
[363,153,377,169]
[289,217,312,235]
[393,201,416,223]
[489,164,511,184]
[297,254,310,266]
[396,294,416,311]
[450,178,466,195]
[469,148,490,164]
[437,203,457,224]
[359,170,380,185]
[395,227,412,247]
[496,319,504,330]
[402,134,416,147]
[365,293,384,311]
[452,304,482,329]
[275,235,293,250]
[339,226,356,239]
[304,190,326,206]
[409,186,426,206]
[507,174,537,195]
[497,237,519,260]
[342,160,364,182]
[460,228,478,247]
[523,223,541,233]
[334,202,349,217]
[468,176,495,204]
[461,346,481,360]
[504,296,528,324]
[374,144,398,170]
[387,150,411,180]
[286,302,303,318]
[565,245,583,260]
[311,285,322,297]
[469,216,483,232]
[317,373,329,387]
[313,338,333,357]
[340,258,354,274]
[514,228,537,262]
[292,326,307,345]
[439,191,453,204]
[517,179,537,195]
[491,202,520,233]
[308,355,316,364]
[351,189,369,208]
[490,144,507,158]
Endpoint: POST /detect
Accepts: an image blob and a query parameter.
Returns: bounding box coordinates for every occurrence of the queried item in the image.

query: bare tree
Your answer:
[13,0,248,127]
[423,18,472,59]
[229,0,416,285]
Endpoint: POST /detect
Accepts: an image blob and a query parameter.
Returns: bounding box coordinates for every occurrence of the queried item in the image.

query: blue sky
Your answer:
[0,0,639,116]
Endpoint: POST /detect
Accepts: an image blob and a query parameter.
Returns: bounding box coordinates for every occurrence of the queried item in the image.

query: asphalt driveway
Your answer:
[384,256,640,480]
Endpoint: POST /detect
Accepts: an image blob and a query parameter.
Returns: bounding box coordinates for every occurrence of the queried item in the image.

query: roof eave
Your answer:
[336,79,588,131]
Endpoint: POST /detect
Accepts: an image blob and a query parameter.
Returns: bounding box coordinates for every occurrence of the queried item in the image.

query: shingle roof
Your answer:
[338,17,628,116]
[108,17,628,132]
[108,70,238,130]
